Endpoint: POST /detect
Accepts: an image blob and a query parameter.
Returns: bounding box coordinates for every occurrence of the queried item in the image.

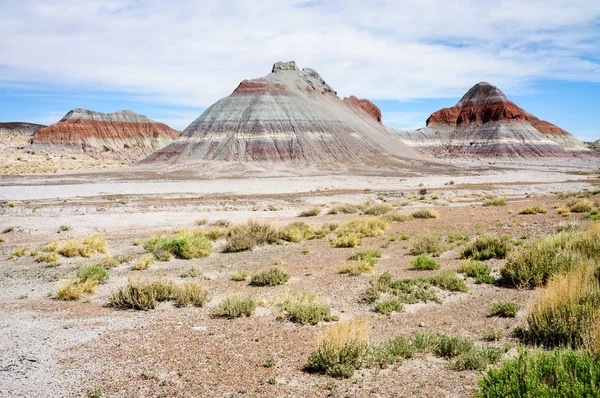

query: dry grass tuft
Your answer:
[307,320,369,378]
[339,262,374,275]
[483,196,507,206]
[173,281,209,307]
[298,206,321,217]
[527,266,600,350]
[212,295,257,318]
[222,221,279,253]
[410,209,438,219]
[567,199,594,213]
[132,254,155,270]
[410,233,446,257]
[109,277,175,310]
[518,205,547,215]
[278,292,336,325]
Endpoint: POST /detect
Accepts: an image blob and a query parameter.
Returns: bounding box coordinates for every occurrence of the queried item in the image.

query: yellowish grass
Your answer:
[530,267,597,316]
[338,262,374,275]
[82,235,108,253]
[316,319,369,353]
[132,254,155,270]
[55,279,98,301]
[589,222,600,237]
[518,205,547,215]
[173,281,209,307]
[527,266,600,350]
[35,251,60,266]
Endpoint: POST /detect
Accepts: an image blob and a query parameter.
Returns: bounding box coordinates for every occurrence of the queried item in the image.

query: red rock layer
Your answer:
[144,61,419,163]
[343,96,382,123]
[35,120,178,142]
[427,101,527,127]
[524,115,571,136]
[32,109,180,158]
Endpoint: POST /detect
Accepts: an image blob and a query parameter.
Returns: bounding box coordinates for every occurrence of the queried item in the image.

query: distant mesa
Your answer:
[32,109,179,161]
[0,122,46,136]
[395,82,590,158]
[144,61,419,163]
[589,139,600,150]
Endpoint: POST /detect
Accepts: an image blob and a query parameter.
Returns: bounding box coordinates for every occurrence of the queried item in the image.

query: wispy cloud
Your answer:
[0,0,599,109]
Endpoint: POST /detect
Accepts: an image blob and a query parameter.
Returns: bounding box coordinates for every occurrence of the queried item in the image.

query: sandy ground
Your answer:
[0,158,599,397]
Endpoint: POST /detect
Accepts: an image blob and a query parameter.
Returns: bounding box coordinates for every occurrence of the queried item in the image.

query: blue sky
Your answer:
[1,1,599,141]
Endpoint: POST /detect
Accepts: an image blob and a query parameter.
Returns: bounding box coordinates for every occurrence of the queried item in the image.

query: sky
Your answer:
[0,0,599,141]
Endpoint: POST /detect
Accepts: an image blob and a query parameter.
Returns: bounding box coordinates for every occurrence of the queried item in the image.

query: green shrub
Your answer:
[410,255,440,270]
[76,264,109,284]
[374,298,404,315]
[489,302,520,318]
[410,233,446,256]
[212,296,256,318]
[462,235,510,260]
[410,209,438,219]
[453,346,504,371]
[434,334,474,358]
[173,281,209,307]
[483,330,503,342]
[361,271,466,306]
[279,293,336,325]
[307,320,369,378]
[367,336,416,368]
[299,206,321,217]
[144,235,211,260]
[348,249,381,266]
[476,349,600,397]
[459,260,495,284]
[500,231,600,288]
[249,268,290,286]
[447,233,471,244]
[425,271,468,292]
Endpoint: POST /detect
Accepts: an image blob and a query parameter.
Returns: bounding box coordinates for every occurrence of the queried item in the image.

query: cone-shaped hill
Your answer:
[32,109,180,160]
[143,61,420,164]
[395,82,590,158]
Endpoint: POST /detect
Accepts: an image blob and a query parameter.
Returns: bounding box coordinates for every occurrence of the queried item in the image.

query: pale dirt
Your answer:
[0,157,599,397]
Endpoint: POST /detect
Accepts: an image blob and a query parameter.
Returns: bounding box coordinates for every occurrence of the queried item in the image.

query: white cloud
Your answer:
[0,0,599,109]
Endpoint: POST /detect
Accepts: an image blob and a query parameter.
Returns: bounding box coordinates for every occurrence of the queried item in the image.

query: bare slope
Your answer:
[32,109,179,161]
[0,122,46,136]
[144,61,419,164]
[395,82,590,158]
